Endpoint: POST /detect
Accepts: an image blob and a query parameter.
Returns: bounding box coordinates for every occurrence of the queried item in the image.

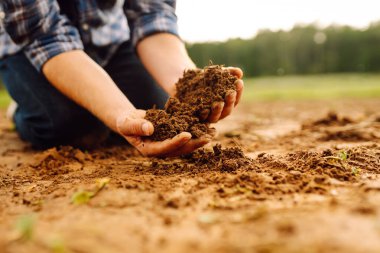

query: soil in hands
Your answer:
[145,65,237,142]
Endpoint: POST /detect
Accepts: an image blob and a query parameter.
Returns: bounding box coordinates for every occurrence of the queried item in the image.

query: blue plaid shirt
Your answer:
[0,0,178,71]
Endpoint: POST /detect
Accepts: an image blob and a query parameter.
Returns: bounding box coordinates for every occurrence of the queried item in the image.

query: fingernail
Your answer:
[200,109,210,120]
[212,102,222,110]
[227,90,236,97]
[182,136,191,143]
[236,80,244,89]
[142,122,150,135]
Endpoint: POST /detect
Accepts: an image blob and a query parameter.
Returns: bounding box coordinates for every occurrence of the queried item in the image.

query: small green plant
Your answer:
[326,150,349,162]
[351,167,362,176]
[48,238,69,253]
[337,150,348,161]
[71,191,94,205]
[325,150,361,176]
[14,215,35,241]
[71,178,110,205]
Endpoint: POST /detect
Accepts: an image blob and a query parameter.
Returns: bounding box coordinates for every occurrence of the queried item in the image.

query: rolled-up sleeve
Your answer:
[124,0,179,46]
[2,0,83,71]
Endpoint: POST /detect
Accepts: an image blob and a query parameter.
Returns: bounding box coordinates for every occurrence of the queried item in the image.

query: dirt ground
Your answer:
[0,99,380,253]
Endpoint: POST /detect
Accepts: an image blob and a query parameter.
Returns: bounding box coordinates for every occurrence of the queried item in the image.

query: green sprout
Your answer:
[71,191,94,205]
[71,178,110,205]
[325,150,362,176]
[48,238,69,253]
[15,215,35,241]
[351,167,361,176]
[337,150,348,161]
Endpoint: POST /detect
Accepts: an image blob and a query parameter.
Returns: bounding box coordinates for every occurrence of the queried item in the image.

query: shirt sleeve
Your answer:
[2,0,84,71]
[124,0,179,46]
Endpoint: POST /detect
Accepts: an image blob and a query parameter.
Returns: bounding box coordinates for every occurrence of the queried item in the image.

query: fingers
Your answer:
[117,117,154,136]
[208,102,224,123]
[235,79,244,106]
[226,67,244,106]
[164,136,212,157]
[128,132,192,157]
[201,67,243,123]
[226,67,243,79]
[220,90,236,120]
[126,130,215,157]
[199,108,210,121]
[199,81,243,123]
[220,80,244,120]
[206,85,240,122]
[207,127,217,137]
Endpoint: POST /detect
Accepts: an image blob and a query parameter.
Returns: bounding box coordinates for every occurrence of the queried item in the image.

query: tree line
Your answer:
[186,22,380,77]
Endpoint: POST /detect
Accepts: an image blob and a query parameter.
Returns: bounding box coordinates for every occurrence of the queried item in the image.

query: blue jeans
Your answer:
[0,41,168,149]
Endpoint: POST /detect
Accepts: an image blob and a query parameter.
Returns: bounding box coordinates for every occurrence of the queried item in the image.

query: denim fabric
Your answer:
[0,41,168,149]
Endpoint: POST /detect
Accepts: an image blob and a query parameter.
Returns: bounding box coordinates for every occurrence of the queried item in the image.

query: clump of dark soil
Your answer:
[28,146,92,177]
[255,149,359,182]
[319,129,375,142]
[209,146,380,199]
[175,66,237,116]
[188,144,253,172]
[300,111,379,142]
[30,146,91,169]
[145,65,237,141]
[144,98,209,141]
[302,111,353,129]
[145,144,253,175]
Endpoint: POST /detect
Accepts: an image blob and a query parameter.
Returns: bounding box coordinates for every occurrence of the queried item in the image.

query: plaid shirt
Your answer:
[0,0,178,71]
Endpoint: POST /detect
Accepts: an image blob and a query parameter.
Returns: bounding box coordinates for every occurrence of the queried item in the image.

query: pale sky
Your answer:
[176,0,380,42]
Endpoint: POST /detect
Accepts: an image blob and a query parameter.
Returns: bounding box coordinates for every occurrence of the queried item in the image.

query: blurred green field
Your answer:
[1,74,380,109]
[0,88,11,109]
[242,73,380,101]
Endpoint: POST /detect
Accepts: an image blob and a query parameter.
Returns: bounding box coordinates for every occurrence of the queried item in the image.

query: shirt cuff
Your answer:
[132,11,179,47]
[24,30,84,72]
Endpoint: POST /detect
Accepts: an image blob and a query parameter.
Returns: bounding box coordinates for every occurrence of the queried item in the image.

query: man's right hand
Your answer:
[116,110,213,157]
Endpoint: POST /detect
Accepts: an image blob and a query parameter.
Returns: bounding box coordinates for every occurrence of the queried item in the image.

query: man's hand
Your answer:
[116,110,213,157]
[137,34,243,123]
[204,67,244,123]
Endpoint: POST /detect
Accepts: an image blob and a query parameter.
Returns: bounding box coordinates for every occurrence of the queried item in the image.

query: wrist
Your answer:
[137,33,196,96]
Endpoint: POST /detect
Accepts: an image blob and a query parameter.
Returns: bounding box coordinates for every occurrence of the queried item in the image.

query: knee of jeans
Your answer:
[15,109,95,149]
[15,115,59,149]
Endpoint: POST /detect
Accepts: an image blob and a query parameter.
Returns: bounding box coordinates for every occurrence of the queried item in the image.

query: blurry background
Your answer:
[1,0,380,108]
[177,0,380,101]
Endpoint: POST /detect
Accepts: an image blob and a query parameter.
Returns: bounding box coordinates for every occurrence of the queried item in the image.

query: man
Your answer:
[0,0,244,157]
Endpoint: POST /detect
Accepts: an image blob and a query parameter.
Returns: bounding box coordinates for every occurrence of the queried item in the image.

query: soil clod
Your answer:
[188,144,252,172]
[145,65,237,141]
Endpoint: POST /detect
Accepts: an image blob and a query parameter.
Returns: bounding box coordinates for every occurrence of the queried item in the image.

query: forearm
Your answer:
[42,50,135,132]
[137,33,196,96]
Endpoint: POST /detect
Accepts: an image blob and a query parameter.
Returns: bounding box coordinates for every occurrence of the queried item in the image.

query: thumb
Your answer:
[117,117,154,136]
